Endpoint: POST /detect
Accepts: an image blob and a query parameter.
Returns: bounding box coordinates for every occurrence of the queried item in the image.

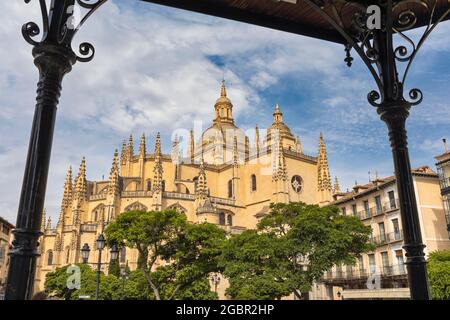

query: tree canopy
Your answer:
[104,210,226,300]
[219,202,374,299]
[428,249,450,300]
[44,264,121,300]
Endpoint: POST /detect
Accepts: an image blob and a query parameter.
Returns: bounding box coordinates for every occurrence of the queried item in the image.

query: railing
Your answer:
[373,205,384,216]
[387,230,403,243]
[323,264,407,281]
[121,190,153,198]
[163,192,195,200]
[44,229,57,235]
[383,199,399,212]
[439,176,450,190]
[210,196,236,206]
[89,194,107,201]
[358,208,373,220]
[80,224,98,232]
[370,233,388,246]
[63,225,73,232]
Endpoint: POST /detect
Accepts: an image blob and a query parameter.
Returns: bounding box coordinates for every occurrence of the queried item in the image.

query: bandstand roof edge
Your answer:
[141,0,450,44]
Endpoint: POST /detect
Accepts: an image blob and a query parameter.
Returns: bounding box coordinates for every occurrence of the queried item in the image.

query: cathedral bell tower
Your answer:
[214,80,234,125]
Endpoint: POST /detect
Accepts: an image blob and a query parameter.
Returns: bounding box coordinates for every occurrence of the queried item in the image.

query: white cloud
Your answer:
[1,1,449,224]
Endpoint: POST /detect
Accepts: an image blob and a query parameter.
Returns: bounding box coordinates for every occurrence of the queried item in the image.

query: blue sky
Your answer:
[0,0,449,224]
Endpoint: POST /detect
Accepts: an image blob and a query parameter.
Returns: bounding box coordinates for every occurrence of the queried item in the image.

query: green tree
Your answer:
[105,210,226,300]
[108,258,121,278]
[428,249,450,299]
[220,202,374,300]
[44,264,121,300]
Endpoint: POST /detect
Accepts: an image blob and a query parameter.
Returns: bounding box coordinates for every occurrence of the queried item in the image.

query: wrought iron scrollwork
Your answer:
[23,0,107,62]
[306,0,450,108]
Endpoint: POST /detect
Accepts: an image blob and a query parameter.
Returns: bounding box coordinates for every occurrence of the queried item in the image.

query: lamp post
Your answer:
[300,0,450,300]
[5,0,107,300]
[81,243,90,264]
[120,263,130,300]
[210,273,221,295]
[80,235,118,300]
[95,234,105,300]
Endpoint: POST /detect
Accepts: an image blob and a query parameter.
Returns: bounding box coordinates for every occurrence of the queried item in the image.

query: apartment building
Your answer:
[435,139,450,238]
[314,166,450,300]
[0,216,14,298]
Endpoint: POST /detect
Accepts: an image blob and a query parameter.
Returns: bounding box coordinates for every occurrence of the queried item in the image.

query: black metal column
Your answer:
[380,105,430,300]
[5,0,106,299]
[373,1,430,299]
[4,45,76,300]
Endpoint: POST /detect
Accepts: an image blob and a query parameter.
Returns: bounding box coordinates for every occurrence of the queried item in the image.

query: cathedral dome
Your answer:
[266,103,295,144]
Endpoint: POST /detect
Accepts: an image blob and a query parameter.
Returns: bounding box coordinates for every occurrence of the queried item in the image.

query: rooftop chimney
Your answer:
[443,138,449,153]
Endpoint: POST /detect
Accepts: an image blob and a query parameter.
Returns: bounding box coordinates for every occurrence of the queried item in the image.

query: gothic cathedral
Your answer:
[35,81,334,292]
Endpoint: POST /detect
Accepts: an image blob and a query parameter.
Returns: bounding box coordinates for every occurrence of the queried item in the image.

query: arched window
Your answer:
[47,250,53,266]
[120,246,126,264]
[162,180,166,192]
[227,215,233,226]
[228,180,233,198]
[219,212,226,226]
[65,246,71,264]
[91,205,104,222]
[146,180,152,191]
[124,202,148,212]
[251,174,257,191]
[193,177,198,191]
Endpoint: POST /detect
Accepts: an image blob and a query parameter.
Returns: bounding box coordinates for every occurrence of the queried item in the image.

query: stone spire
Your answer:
[233,136,239,167]
[109,149,120,195]
[41,208,47,232]
[273,136,287,182]
[317,133,332,192]
[58,166,72,227]
[189,129,195,164]
[120,140,127,165]
[61,166,73,209]
[255,124,260,156]
[295,135,303,153]
[73,157,87,201]
[213,130,223,165]
[196,158,208,200]
[172,134,180,164]
[334,176,341,194]
[46,216,52,230]
[127,134,134,160]
[153,132,163,192]
[139,133,146,158]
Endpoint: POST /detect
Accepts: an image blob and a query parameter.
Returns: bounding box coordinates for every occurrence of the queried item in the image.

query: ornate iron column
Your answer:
[304,0,450,299]
[5,0,107,300]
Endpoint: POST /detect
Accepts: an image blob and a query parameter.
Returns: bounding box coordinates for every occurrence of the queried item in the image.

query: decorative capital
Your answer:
[23,0,108,63]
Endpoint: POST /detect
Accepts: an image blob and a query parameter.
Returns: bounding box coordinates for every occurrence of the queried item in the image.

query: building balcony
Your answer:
[122,190,153,198]
[383,199,399,213]
[358,209,373,220]
[370,234,388,246]
[439,176,450,193]
[80,223,98,232]
[387,230,403,243]
[89,193,107,201]
[322,264,407,285]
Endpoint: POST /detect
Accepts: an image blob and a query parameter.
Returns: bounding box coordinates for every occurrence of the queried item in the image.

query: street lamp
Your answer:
[121,263,130,300]
[81,237,118,300]
[110,244,119,262]
[81,243,90,264]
